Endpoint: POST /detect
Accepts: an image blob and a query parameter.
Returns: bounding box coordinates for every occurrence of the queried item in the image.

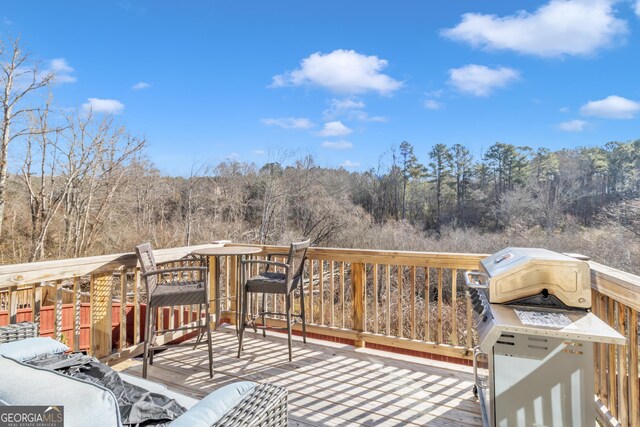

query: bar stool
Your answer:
[237,239,310,361]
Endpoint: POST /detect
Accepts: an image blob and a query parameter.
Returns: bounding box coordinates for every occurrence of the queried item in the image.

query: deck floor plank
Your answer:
[114,327,482,426]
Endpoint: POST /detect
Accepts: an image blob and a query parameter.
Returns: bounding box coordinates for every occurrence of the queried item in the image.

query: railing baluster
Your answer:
[309,259,314,325]
[373,263,378,335]
[451,269,458,346]
[410,266,416,340]
[437,268,443,344]
[599,294,608,406]
[319,260,324,326]
[30,284,36,322]
[385,264,390,336]
[616,301,628,426]
[466,285,472,349]
[134,270,140,345]
[363,264,368,333]
[229,255,237,315]
[330,260,335,328]
[34,285,42,332]
[340,262,345,328]
[119,269,127,351]
[425,267,430,342]
[9,285,17,325]
[397,265,402,338]
[607,296,617,418]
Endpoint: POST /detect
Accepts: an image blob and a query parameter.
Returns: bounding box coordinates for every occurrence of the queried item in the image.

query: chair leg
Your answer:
[261,293,266,338]
[299,282,307,344]
[237,286,248,358]
[193,304,203,350]
[142,305,152,379]
[149,307,157,367]
[205,302,213,378]
[286,293,293,362]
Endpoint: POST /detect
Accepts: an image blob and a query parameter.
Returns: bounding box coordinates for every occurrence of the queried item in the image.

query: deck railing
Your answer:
[0,243,637,426]
[590,261,640,427]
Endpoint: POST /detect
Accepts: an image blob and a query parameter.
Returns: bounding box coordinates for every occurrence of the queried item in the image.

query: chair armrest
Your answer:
[155,258,202,267]
[266,253,289,260]
[241,259,289,270]
[142,266,207,278]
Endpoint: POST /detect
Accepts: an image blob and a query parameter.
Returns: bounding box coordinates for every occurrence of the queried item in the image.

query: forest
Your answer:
[1,38,639,274]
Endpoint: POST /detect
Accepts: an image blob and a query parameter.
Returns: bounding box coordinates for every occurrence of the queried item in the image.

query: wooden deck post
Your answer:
[351,262,365,347]
[90,273,113,358]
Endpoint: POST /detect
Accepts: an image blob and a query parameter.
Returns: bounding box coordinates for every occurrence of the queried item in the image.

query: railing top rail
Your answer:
[589,261,640,311]
[0,243,225,288]
[232,243,489,269]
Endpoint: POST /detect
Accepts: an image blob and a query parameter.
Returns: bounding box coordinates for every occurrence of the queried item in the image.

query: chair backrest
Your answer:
[135,243,157,295]
[285,239,311,290]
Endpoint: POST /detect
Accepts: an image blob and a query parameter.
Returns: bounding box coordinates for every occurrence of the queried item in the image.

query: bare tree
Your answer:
[0,38,52,237]
[61,111,145,257]
[21,97,69,260]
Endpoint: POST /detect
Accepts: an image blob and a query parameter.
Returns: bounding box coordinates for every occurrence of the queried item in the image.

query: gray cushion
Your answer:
[0,337,68,361]
[0,355,121,427]
[150,281,207,307]
[170,381,256,427]
[246,272,288,294]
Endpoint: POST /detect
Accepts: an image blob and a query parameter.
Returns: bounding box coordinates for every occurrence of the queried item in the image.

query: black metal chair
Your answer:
[238,239,310,361]
[135,243,213,378]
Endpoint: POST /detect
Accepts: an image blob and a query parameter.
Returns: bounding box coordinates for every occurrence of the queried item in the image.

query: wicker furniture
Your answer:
[0,321,38,343]
[212,383,288,427]
[135,243,213,379]
[238,239,310,361]
[0,326,289,426]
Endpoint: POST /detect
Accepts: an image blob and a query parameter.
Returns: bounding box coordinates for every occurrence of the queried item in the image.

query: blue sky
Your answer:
[2,1,640,175]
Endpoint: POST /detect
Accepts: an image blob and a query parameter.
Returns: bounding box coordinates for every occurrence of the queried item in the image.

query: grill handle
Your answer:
[465,270,489,290]
[473,346,489,390]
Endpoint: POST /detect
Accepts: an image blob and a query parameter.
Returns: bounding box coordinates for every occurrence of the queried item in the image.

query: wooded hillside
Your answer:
[1,38,639,273]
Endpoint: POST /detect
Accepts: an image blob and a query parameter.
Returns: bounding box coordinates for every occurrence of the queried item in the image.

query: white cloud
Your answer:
[261,117,314,130]
[323,97,387,122]
[271,49,402,95]
[49,58,76,84]
[448,64,519,96]
[635,0,640,17]
[253,149,266,155]
[82,98,125,115]
[426,89,444,98]
[424,99,443,110]
[132,81,151,90]
[340,160,360,168]
[559,107,570,113]
[441,0,627,57]
[322,140,353,150]
[317,121,352,137]
[580,95,640,119]
[330,98,365,111]
[557,119,588,132]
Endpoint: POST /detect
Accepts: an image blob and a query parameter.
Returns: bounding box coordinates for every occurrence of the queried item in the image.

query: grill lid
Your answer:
[480,248,591,308]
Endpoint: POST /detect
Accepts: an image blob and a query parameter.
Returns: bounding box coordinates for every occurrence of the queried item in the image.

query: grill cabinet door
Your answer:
[492,334,595,427]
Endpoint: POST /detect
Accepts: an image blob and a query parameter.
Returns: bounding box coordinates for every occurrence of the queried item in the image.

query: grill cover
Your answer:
[481,247,591,308]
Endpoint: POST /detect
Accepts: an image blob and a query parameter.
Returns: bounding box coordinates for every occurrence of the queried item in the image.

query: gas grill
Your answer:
[465,248,625,427]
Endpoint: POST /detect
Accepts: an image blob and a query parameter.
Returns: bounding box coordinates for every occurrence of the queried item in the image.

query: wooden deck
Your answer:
[114,327,482,426]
